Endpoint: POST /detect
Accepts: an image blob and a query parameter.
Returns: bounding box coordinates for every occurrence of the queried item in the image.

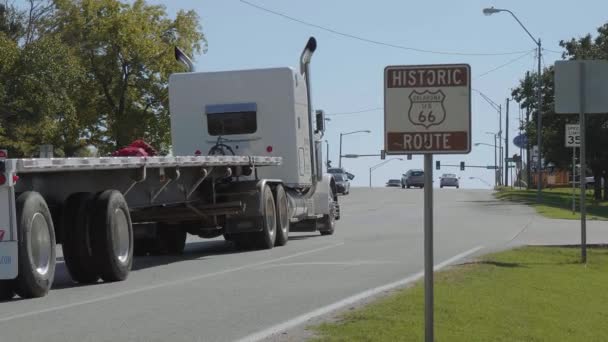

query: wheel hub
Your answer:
[113,209,131,264]
[29,213,52,277]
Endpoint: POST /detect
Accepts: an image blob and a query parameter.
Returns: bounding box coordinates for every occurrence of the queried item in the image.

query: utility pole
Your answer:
[526,107,531,189]
[505,99,510,187]
[536,39,543,202]
[498,104,503,185]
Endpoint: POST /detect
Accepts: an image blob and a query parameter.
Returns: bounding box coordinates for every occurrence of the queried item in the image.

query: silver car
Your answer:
[440,173,460,188]
[401,169,425,188]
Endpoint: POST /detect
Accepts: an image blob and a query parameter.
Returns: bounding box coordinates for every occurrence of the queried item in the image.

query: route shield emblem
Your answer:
[408,90,446,129]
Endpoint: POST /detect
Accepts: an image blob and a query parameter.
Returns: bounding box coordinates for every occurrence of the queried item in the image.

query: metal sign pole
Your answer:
[423,154,434,342]
[572,147,576,215]
[579,62,587,263]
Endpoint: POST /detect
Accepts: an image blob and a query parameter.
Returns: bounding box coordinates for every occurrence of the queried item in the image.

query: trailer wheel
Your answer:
[13,192,56,298]
[62,193,99,284]
[90,190,133,282]
[251,185,277,249]
[274,185,289,247]
[0,281,14,301]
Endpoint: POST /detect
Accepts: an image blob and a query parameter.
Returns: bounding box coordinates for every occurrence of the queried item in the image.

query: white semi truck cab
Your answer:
[0,37,338,300]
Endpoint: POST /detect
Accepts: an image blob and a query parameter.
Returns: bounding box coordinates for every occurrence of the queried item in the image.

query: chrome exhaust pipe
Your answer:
[300,37,319,194]
[174,47,195,72]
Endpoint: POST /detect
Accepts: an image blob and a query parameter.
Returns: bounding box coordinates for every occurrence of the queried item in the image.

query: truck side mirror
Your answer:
[346,172,355,180]
[315,110,325,133]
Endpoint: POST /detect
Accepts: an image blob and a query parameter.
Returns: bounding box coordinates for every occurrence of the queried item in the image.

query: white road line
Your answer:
[236,245,484,342]
[254,260,400,270]
[0,242,344,323]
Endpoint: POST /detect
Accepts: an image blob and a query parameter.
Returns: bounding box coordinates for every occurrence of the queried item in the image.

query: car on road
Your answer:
[401,169,425,188]
[333,173,351,195]
[440,173,460,188]
[328,167,355,181]
[386,179,402,187]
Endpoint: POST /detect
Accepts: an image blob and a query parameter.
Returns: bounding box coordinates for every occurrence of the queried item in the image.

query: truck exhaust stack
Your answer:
[174,47,195,72]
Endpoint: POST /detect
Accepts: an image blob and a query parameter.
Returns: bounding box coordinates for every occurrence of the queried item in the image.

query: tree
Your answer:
[51,0,206,154]
[511,22,608,199]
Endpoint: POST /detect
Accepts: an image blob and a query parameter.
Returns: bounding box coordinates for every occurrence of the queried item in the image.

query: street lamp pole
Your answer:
[324,140,330,169]
[505,99,510,187]
[339,130,371,168]
[339,134,343,168]
[473,88,502,185]
[483,6,543,200]
[485,132,498,187]
[369,158,403,188]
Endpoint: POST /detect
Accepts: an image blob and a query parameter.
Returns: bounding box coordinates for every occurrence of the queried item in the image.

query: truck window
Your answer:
[206,103,257,136]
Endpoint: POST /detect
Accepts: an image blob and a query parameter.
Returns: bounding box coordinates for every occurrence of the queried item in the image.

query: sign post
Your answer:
[565,123,580,215]
[555,59,608,263]
[384,64,471,342]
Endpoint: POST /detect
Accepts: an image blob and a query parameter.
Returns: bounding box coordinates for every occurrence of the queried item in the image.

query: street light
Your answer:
[486,132,499,186]
[324,140,330,169]
[369,158,403,188]
[483,6,543,201]
[475,142,500,187]
[339,130,371,168]
[473,88,503,184]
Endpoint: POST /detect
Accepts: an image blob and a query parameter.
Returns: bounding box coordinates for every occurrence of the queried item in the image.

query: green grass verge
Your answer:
[494,188,608,220]
[311,246,608,342]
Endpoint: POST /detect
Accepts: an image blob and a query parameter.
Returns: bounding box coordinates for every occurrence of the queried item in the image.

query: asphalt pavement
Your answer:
[0,187,606,342]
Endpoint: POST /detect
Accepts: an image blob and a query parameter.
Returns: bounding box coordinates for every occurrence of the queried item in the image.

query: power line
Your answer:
[326,107,383,116]
[473,50,535,79]
[240,0,534,57]
[543,48,562,54]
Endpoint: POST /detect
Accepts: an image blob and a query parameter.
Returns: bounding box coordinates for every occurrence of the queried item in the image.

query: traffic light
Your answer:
[460,161,465,171]
[380,150,386,160]
[435,160,440,170]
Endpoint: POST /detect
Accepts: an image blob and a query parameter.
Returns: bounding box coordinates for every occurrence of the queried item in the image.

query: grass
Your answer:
[494,187,608,220]
[311,246,608,342]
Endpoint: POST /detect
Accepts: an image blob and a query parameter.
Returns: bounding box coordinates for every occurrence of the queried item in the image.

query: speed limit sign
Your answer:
[565,124,580,147]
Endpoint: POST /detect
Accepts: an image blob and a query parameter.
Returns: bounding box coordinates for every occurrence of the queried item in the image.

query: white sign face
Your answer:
[555,60,608,114]
[384,64,471,154]
[565,124,580,147]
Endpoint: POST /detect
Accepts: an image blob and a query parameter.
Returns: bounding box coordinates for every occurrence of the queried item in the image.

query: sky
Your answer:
[154,0,608,188]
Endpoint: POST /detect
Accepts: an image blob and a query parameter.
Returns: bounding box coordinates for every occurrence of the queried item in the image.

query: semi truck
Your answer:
[0,37,339,300]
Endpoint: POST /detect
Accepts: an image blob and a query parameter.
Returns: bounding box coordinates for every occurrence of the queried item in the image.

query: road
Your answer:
[1,188,607,342]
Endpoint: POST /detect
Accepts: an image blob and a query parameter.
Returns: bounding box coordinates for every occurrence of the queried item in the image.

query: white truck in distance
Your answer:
[0,37,339,300]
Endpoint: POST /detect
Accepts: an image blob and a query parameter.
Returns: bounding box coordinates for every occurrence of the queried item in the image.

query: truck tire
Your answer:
[0,281,14,301]
[61,193,99,284]
[90,190,133,282]
[274,185,289,247]
[157,224,187,255]
[13,192,56,298]
[251,185,277,249]
[319,212,336,236]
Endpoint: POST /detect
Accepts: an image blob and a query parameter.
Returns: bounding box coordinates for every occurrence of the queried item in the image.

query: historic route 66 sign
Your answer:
[408,90,446,129]
[384,64,471,155]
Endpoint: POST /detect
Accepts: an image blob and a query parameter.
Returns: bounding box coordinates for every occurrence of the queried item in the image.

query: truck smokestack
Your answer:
[299,37,317,75]
[299,37,320,191]
[175,47,195,72]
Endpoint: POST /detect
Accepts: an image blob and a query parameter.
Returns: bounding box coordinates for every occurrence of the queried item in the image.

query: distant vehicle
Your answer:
[440,173,460,188]
[333,173,351,195]
[402,169,425,188]
[386,179,402,187]
[328,167,355,181]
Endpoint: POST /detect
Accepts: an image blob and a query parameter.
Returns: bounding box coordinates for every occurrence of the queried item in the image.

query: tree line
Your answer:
[511,22,608,200]
[0,0,205,157]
